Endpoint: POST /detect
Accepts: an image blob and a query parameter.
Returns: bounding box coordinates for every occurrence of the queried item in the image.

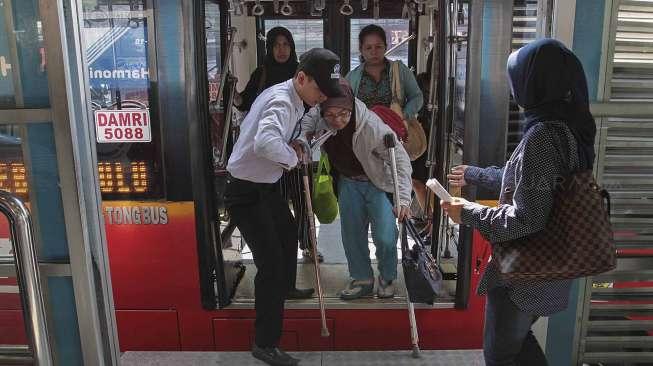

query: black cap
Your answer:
[297,48,343,98]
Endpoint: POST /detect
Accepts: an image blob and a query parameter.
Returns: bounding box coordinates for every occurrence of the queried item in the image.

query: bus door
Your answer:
[81,0,229,317]
[200,0,481,309]
[204,1,328,308]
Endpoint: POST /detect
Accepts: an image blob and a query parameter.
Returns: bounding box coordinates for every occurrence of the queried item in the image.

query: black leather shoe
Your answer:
[251,344,299,366]
[286,287,315,300]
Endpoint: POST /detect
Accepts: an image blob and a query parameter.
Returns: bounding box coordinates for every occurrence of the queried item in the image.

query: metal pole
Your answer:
[216,27,238,111]
[423,2,440,216]
[0,191,52,365]
[218,75,238,167]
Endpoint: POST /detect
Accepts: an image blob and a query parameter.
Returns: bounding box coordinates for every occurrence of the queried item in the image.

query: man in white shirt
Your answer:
[225,48,342,366]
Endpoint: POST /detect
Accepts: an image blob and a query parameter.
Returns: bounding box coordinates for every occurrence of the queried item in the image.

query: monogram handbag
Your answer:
[493,165,617,280]
[402,219,442,304]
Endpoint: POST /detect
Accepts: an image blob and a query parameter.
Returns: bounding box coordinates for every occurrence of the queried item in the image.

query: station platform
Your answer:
[121,349,485,365]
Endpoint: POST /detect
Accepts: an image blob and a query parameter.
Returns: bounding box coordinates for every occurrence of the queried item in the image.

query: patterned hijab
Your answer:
[507,38,596,169]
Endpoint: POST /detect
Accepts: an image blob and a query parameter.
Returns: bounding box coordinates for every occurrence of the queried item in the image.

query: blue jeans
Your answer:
[484,286,548,366]
[338,177,398,282]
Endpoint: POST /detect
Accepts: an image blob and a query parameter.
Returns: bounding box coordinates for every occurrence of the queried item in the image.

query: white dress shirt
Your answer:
[227,79,305,183]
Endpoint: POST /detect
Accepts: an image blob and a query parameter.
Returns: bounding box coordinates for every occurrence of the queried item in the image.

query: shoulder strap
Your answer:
[391,61,403,102]
[323,154,331,173]
[401,221,409,254]
[256,65,267,95]
[401,218,427,254]
[317,153,330,176]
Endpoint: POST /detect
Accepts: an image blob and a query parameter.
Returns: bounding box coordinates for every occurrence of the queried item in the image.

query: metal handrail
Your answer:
[215,27,238,114]
[218,75,238,167]
[0,191,53,365]
[213,26,240,168]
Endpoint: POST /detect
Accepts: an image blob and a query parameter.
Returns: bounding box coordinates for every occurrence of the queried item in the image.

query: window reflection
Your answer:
[82,0,162,199]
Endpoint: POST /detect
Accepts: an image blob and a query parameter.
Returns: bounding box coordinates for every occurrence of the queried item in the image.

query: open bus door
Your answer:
[186,0,247,309]
[195,0,479,311]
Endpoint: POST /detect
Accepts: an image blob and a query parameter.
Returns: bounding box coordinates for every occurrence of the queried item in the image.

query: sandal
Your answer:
[377,276,396,299]
[340,279,374,300]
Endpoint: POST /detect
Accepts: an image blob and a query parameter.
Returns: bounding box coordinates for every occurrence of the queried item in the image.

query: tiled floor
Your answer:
[121,349,485,366]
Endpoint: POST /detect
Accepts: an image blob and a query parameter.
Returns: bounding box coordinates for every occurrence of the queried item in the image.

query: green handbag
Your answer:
[312,154,339,224]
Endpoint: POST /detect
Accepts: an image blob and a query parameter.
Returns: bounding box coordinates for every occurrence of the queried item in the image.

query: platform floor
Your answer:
[121,349,485,366]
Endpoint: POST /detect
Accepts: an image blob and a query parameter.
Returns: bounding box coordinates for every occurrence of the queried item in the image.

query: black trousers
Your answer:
[225,176,299,347]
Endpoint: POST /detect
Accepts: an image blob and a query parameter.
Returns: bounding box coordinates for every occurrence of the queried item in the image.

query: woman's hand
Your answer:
[447,165,469,187]
[440,197,469,224]
[394,205,412,221]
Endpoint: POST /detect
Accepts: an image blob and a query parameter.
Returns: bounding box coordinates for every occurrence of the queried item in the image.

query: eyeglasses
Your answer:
[323,110,351,121]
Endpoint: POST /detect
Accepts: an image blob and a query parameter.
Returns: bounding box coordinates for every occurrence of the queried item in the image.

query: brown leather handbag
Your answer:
[493,169,617,281]
[390,61,427,161]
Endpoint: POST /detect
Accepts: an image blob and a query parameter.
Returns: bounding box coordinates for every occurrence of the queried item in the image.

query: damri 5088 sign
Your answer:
[94,109,152,143]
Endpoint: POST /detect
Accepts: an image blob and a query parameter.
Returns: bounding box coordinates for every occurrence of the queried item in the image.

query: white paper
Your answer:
[426,178,453,202]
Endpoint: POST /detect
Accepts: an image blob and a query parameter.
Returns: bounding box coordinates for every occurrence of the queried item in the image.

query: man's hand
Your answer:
[440,197,469,224]
[289,140,307,163]
[393,205,412,221]
[447,165,469,187]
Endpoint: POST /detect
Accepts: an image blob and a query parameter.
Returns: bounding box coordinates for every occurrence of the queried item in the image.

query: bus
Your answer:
[1,1,652,364]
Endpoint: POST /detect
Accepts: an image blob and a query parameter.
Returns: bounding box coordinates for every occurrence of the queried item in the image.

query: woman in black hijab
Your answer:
[443,39,596,365]
[507,38,596,169]
[235,26,299,111]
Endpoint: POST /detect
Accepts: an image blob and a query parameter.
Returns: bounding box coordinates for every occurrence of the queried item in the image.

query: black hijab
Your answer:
[507,38,596,169]
[263,26,299,87]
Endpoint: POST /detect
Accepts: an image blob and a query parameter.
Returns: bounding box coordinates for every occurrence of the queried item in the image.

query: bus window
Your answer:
[350,19,410,70]
[82,0,163,199]
[263,19,324,58]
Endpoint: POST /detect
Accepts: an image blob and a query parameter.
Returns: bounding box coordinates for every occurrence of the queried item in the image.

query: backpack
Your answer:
[370,105,408,142]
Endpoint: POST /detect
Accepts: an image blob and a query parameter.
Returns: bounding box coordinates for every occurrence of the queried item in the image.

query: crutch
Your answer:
[384,133,420,358]
[298,141,330,337]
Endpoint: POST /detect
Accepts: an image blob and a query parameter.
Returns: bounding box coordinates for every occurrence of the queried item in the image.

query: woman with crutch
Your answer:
[299,77,413,300]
